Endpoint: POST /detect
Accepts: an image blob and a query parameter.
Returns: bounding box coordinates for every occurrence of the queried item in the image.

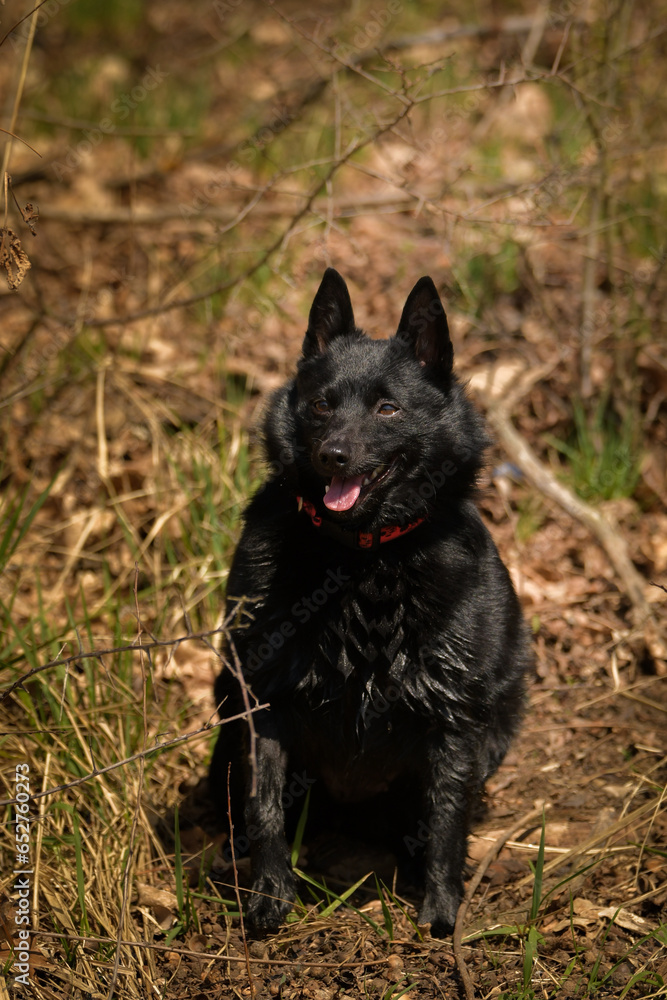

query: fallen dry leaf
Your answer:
[0,227,31,290]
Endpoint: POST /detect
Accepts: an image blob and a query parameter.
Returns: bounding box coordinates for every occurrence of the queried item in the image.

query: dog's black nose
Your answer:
[318,444,350,471]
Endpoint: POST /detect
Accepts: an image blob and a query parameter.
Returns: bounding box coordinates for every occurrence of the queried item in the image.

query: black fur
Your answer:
[210,269,529,936]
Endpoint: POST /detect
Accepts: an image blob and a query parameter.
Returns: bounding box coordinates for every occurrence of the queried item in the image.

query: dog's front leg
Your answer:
[418,741,475,937]
[244,732,296,932]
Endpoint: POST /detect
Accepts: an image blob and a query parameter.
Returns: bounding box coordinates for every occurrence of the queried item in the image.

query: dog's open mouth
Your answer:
[323,463,392,512]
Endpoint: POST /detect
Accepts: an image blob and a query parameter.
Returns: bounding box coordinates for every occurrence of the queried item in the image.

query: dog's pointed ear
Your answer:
[395,276,453,373]
[302,268,357,357]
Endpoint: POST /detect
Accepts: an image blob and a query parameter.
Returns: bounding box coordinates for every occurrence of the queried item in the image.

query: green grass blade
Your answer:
[293,868,381,931]
[529,809,546,921]
[0,491,25,567]
[290,787,311,868]
[71,811,90,936]
[0,471,59,569]
[523,923,539,992]
[383,983,417,999]
[619,971,664,999]
[378,880,422,939]
[374,873,394,940]
[174,805,184,919]
[539,859,599,908]
[463,923,521,943]
[164,922,185,946]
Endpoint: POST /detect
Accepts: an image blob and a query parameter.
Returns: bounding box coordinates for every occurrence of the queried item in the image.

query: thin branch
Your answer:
[227,762,255,998]
[108,756,144,1000]
[21,109,196,138]
[0,625,228,702]
[106,570,151,999]
[200,629,259,798]
[453,804,547,1000]
[0,0,49,49]
[47,62,554,331]
[0,708,266,807]
[0,127,41,157]
[268,2,411,106]
[485,403,653,626]
[512,798,660,890]
[63,96,417,330]
[31,928,430,969]
[1,3,40,228]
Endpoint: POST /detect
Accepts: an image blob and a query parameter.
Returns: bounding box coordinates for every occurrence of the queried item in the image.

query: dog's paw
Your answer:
[418,890,460,938]
[245,873,296,934]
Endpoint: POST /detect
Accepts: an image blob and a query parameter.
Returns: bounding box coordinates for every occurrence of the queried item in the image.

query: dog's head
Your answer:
[264,269,488,527]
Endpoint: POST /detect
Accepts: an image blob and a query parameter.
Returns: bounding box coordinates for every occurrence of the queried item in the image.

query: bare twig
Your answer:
[227,763,255,998]
[453,804,547,1000]
[0,128,41,157]
[108,760,144,1000]
[31,927,433,969]
[512,798,661,889]
[73,97,417,330]
[1,5,39,225]
[0,0,50,50]
[107,568,150,1000]
[0,625,227,702]
[21,109,197,137]
[201,630,259,798]
[0,708,266,807]
[36,194,415,225]
[485,404,653,626]
[50,60,551,331]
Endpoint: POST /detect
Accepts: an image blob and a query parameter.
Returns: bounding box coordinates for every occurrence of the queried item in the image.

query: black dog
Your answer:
[210,269,529,936]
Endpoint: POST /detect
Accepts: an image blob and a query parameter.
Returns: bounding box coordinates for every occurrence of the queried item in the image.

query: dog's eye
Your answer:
[312,399,330,414]
[378,402,399,416]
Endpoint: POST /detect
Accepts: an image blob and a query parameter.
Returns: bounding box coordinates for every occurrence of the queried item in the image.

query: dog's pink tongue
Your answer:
[324,474,364,512]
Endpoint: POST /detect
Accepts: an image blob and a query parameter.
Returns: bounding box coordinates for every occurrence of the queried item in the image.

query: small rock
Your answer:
[248,940,268,960]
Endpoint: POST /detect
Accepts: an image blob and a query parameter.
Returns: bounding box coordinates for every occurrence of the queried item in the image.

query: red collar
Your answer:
[297,497,426,551]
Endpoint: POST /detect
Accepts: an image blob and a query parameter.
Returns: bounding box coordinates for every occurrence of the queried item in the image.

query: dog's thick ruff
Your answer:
[210,268,530,936]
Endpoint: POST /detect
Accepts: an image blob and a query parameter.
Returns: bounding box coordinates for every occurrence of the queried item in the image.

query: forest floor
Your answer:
[1,1,666,998]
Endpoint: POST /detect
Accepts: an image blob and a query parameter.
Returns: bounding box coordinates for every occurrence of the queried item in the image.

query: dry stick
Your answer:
[0,7,39,215]
[485,404,653,626]
[579,178,602,402]
[199,627,259,797]
[108,757,144,1000]
[107,569,151,1000]
[104,12,554,189]
[32,749,51,935]
[512,797,658,890]
[33,928,426,969]
[0,624,230,701]
[73,99,417,331]
[227,763,255,999]
[0,707,266,808]
[0,0,50,50]
[59,66,547,331]
[453,805,546,1000]
[36,194,420,225]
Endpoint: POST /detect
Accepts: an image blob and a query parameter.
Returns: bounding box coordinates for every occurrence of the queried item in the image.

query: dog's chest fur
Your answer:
[250,539,459,757]
[319,558,407,679]
[287,558,423,798]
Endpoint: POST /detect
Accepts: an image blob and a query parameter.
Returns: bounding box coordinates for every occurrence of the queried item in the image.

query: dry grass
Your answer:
[1,1,666,997]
